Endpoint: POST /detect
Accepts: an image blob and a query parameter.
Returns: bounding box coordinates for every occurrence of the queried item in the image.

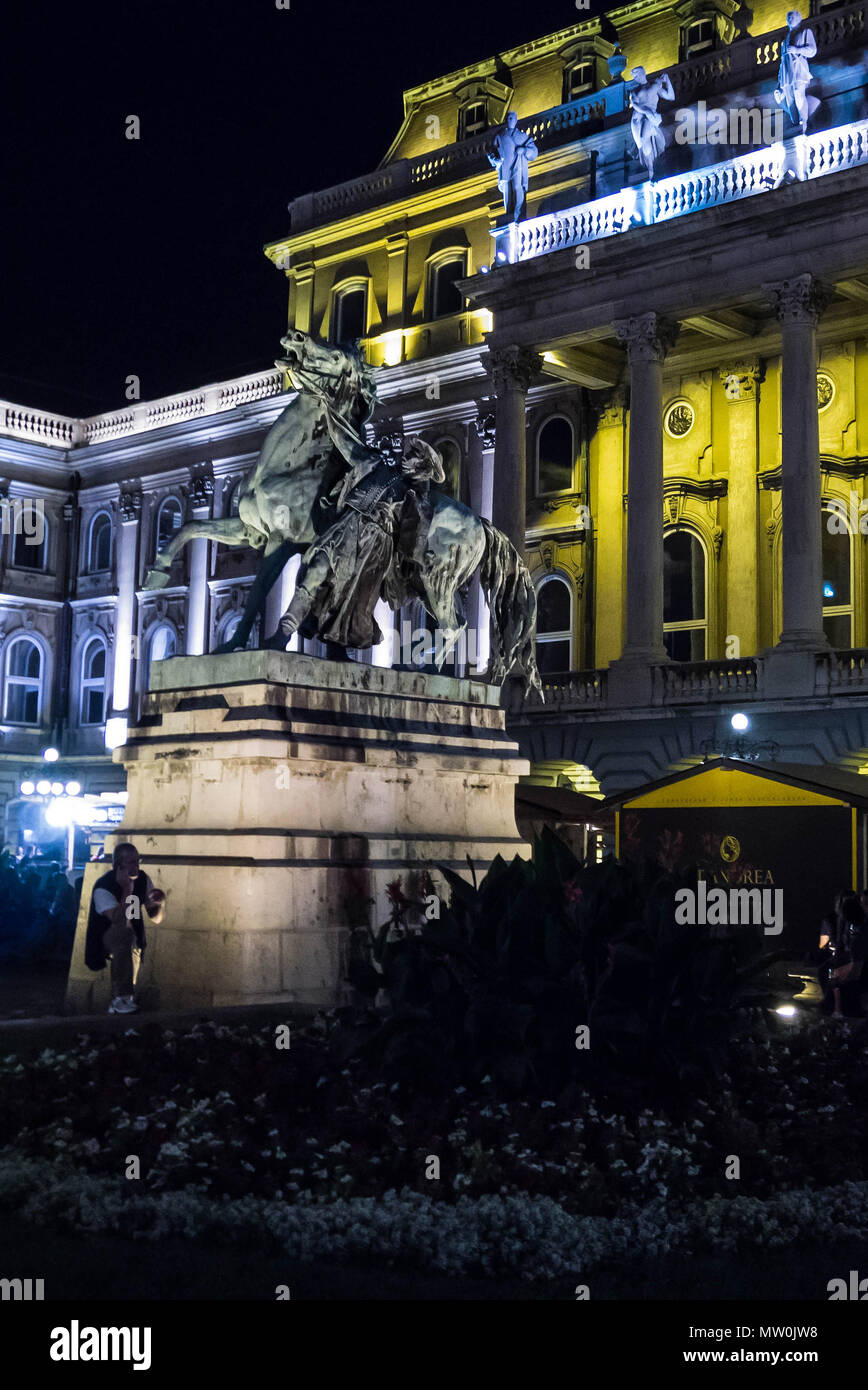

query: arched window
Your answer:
[535,575,573,674]
[80,637,107,725]
[427,255,466,320]
[435,438,464,501]
[213,611,255,651]
[563,59,595,101]
[146,625,176,689]
[536,416,574,495]
[332,283,368,343]
[156,498,183,554]
[822,507,853,647]
[663,529,707,660]
[459,100,488,139]
[12,505,47,570]
[4,635,44,725]
[88,512,113,572]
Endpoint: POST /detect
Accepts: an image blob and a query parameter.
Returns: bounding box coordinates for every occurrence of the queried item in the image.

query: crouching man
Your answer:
[84,843,165,1014]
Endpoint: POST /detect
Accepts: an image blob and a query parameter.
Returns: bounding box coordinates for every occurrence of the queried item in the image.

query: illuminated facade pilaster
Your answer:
[613,312,679,665]
[765,274,831,650]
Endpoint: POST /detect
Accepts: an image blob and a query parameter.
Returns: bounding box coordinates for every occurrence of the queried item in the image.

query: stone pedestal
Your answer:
[65,652,530,1014]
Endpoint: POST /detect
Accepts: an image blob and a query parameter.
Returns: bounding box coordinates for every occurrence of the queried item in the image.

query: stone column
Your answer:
[110,488,141,722]
[471,404,496,673]
[591,389,627,668]
[184,479,214,656]
[719,361,764,658]
[764,274,830,650]
[486,346,540,552]
[612,312,678,666]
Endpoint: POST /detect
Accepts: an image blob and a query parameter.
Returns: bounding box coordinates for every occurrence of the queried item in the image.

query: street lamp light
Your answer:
[42,747,60,763]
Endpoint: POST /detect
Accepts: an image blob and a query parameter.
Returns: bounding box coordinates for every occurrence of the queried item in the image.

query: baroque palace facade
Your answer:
[3,0,868,845]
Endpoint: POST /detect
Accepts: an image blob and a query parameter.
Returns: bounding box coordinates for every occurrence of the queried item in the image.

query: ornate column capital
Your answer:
[719,359,765,401]
[119,486,142,523]
[485,345,541,394]
[184,467,215,511]
[763,274,832,326]
[614,312,679,364]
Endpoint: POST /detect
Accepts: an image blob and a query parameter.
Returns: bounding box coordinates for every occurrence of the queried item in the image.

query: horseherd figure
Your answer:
[146,330,542,694]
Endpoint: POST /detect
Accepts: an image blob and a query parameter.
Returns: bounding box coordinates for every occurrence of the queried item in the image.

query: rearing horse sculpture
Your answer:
[146,331,541,692]
[146,331,376,653]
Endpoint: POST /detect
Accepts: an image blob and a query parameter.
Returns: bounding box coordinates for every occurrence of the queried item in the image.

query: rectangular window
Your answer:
[334,287,367,343]
[566,61,595,100]
[461,102,487,138]
[684,17,715,58]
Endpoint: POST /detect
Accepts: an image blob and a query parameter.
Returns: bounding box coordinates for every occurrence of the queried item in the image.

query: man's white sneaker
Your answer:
[109,997,138,1014]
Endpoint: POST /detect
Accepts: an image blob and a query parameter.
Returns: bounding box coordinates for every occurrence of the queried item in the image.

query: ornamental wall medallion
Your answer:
[664,400,695,438]
[817,373,836,412]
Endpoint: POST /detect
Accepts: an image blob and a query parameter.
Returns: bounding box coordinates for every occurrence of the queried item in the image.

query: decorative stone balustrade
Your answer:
[0,369,285,452]
[658,658,759,702]
[1,403,78,447]
[512,118,868,262]
[506,650,868,715]
[504,668,607,712]
[297,93,610,231]
[816,648,868,692]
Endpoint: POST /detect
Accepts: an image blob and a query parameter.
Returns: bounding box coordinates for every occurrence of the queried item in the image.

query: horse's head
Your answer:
[277,331,377,424]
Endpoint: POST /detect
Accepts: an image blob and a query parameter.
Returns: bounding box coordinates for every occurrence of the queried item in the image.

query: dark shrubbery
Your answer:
[342,832,787,1105]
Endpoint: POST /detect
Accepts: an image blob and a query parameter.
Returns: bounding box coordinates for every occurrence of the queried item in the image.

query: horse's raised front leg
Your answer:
[145,518,252,591]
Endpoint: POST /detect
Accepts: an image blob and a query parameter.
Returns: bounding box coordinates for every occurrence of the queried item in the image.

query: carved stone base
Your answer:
[65,652,529,1014]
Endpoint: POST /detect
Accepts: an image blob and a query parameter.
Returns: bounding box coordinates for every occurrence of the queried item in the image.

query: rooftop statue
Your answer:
[488,111,539,223]
[145,331,541,693]
[774,10,819,134]
[628,66,674,181]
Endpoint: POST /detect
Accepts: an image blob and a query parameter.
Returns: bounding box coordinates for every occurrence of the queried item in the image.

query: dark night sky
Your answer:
[1,0,618,418]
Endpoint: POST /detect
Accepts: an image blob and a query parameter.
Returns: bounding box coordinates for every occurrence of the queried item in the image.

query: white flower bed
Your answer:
[0,1148,861,1282]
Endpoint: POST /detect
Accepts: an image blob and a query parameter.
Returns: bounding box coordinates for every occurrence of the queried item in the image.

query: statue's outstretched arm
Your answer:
[659,73,675,101]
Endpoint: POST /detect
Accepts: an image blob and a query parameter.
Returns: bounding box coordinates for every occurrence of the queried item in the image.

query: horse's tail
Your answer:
[479,519,543,698]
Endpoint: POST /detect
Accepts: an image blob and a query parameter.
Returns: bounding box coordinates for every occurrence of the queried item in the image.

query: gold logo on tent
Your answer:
[720,835,741,862]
